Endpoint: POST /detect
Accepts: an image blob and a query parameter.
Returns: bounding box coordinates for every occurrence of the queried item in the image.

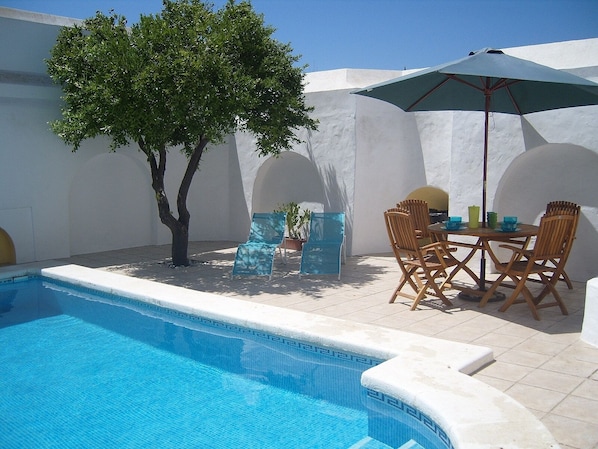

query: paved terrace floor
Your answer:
[58,241,598,449]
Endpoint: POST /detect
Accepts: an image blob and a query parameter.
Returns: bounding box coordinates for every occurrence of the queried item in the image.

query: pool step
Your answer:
[397,439,426,449]
[348,437,426,449]
[348,436,393,449]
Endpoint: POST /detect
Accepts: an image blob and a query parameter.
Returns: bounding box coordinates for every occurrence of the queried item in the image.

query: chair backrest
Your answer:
[398,199,431,239]
[247,212,286,245]
[384,209,420,257]
[546,201,580,217]
[545,201,580,230]
[533,214,576,259]
[307,212,345,243]
[545,201,580,252]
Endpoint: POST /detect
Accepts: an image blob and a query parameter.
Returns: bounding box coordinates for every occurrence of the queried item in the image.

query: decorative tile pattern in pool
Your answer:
[0,274,453,449]
[366,389,454,449]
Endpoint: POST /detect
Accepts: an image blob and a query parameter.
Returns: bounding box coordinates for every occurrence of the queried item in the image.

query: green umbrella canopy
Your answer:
[353,48,598,115]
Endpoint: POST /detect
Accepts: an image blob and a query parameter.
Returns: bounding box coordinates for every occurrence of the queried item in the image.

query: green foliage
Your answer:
[274,202,311,240]
[46,0,318,266]
[46,0,318,156]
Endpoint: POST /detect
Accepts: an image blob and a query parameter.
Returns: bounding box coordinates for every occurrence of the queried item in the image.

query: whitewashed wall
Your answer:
[1,8,597,281]
[0,8,241,262]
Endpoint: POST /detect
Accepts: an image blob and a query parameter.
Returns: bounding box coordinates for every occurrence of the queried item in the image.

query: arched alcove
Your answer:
[405,186,449,212]
[69,153,155,254]
[493,143,598,282]
[0,226,16,266]
[252,152,325,213]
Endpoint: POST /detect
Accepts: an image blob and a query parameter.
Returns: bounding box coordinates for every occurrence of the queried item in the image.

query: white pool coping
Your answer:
[3,264,560,448]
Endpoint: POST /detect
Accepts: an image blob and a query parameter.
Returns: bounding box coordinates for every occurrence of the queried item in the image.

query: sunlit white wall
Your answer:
[1,7,597,281]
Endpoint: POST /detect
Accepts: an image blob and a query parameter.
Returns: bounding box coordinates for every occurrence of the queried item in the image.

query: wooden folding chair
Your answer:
[544,201,580,289]
[397,199,432,246]
[480,214,576,320]
[384,209,459,310]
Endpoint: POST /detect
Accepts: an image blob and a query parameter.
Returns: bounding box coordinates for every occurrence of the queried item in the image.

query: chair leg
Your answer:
[499,276,541,320]
[520,286,542,321]
[546,258,573,289]
[559,270,574,289]
[535,273,569,316]
[415,270,453,308]
[479,272,508,308]
[433,274,454,307]
[411,283,430,310]
[389,267,416,303]
[391,264,454,310]
[498,275,527,313]
[404,268,421,292]
[534,277,558,305]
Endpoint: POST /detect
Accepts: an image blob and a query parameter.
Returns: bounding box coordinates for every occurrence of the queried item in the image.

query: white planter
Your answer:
[581,278,598,347]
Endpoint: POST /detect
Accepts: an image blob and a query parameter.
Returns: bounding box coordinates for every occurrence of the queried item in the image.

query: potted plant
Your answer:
[274,202,311,250]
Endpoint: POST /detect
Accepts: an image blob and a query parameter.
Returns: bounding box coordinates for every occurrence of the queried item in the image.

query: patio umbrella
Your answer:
[353,48,598,292]
[353,48,598,222]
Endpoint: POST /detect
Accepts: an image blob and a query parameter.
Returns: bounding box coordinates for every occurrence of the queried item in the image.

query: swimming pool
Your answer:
[0,264,560,449]
[1,275,450,448]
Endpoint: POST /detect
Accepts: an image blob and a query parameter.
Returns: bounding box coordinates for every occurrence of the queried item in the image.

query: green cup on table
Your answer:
[487,211,498,229]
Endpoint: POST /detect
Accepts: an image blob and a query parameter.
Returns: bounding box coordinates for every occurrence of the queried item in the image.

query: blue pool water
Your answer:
[0,276,452,449]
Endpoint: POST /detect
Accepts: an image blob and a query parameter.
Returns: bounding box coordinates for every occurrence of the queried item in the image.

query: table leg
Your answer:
[473,237,532,304]
[456,238,505,303]
[444,240,480,286]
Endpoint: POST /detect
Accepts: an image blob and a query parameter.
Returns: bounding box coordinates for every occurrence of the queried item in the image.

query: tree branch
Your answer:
[177,136,209,227]
[142,141,177,230]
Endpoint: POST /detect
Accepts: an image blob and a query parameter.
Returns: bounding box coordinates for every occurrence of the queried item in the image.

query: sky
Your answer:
[2,0,597,72]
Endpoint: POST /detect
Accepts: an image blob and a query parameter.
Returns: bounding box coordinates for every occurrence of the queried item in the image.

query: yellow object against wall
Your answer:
[0,227,16,266]
[406,186,449,211]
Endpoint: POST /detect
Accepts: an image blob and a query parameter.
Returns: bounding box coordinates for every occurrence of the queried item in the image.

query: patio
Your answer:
[57,240,598,449]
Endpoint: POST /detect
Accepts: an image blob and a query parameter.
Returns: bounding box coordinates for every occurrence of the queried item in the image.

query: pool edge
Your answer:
[3,263,560,449]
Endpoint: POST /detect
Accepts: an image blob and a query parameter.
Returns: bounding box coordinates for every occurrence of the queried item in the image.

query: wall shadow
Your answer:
[494,143,598,281]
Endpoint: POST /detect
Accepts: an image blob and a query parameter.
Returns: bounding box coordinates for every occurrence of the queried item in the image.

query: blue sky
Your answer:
[2,0,597,72]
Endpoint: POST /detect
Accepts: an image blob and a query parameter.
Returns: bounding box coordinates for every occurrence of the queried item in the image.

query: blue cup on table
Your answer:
[445,216,462,230]
[501,216,518,232]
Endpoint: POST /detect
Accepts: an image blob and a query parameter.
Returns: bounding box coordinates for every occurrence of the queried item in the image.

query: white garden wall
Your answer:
[1,7,597,281]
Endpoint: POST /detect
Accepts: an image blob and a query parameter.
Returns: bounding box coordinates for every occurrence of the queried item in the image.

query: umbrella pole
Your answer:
[461,99,505,302]
[483,94,489,228]
[479,94,490,290]
[476,92,504,302]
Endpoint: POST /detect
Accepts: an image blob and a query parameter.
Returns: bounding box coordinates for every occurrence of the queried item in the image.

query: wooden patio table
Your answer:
[428,222,539,302]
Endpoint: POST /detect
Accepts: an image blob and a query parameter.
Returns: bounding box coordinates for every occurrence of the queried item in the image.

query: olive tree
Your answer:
[47,0,317,266]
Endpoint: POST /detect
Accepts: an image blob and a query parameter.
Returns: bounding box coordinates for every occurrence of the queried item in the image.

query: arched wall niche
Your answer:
[493,143,598,282]
[252,152,326,214]
[405,186,449,212]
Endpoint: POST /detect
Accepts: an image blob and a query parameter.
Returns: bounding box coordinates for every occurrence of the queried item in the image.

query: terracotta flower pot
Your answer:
[283,237,305,251]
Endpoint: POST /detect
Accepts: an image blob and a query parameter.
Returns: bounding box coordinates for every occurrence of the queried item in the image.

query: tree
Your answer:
[46,0,317,266]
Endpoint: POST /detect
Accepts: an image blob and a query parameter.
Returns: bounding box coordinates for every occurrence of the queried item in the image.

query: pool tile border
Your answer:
[2,264,560,448]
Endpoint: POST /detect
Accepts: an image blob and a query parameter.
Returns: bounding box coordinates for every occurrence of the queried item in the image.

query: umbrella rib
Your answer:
[490,78,524,114]
[448,75,524,114]
[503,81,523,115]
[407,77,452,111]
[446,74,485,93]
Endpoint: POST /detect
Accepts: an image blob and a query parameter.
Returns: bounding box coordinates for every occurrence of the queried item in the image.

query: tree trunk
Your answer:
[171,223,189,267]
[141,137,209,267]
